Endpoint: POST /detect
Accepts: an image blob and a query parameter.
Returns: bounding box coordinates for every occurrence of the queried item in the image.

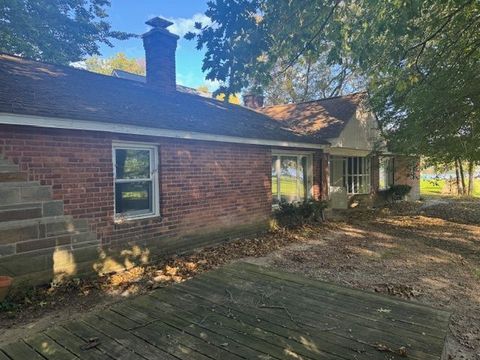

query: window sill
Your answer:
[114,213,161,224]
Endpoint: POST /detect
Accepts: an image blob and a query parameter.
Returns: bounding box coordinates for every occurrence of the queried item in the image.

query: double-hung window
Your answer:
[113,141,159,221]
[272,152,313,205]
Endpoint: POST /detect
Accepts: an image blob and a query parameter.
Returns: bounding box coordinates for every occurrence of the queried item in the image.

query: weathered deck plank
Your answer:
[1,341,45,360]
[0,262,450,360]
[183,267,442,359]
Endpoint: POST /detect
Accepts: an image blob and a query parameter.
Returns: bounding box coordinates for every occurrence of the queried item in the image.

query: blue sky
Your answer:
[100,1,213,90]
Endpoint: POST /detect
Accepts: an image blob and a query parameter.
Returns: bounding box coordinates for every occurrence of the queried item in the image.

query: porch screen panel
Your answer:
[331,156,371,195]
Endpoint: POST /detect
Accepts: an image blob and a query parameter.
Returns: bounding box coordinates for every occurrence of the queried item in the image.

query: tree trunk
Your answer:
[455,159,461,195]
[467,160,474,196]
[459,160,466,195]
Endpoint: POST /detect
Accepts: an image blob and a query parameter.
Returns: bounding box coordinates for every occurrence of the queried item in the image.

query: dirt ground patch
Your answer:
[262,212,480,359]
[1,202,479,359]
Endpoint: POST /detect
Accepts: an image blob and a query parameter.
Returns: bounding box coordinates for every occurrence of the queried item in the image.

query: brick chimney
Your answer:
[142,17,179,92]
[243,94,265,109]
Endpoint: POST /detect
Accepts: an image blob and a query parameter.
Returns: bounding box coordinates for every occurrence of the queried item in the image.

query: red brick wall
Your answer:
[394,155,421,200]
[0,125,273,249]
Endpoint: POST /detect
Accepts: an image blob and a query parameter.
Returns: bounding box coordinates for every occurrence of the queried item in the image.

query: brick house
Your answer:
[0,18,418,285]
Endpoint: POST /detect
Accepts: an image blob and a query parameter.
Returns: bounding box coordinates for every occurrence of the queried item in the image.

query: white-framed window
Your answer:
[330,156,371,195]
[112,141,159,221]
[379,157,394,190]
[272,152,313,205]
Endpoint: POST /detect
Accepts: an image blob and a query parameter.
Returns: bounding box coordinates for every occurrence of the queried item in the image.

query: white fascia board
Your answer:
[0,113,327,150]
[326,147,373,157]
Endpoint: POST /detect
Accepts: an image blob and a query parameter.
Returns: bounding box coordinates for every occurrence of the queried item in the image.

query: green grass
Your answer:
[421,178,480,198]
[474,268,480,280]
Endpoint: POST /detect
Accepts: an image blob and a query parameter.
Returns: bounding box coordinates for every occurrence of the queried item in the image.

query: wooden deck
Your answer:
[0,262,450,360]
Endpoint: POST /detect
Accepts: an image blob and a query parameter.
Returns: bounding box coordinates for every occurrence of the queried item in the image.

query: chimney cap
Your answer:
[146,17,174,29]
[143,17,179,39]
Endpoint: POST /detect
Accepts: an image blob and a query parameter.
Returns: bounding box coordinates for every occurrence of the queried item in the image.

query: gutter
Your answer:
[0,113,328,150]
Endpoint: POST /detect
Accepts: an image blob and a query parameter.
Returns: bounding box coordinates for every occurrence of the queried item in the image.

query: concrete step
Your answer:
[0,164,19,173]
[0,172,28,182]
[0,200,64,222]
[0,216,89,245]
[0,184,52,205]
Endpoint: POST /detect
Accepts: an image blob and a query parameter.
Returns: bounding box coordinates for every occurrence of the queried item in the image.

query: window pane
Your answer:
[272,156,278,204]
[280,156,298,202]
[298,156,308,201]
[116,149,150,180]
[115,181,152,215]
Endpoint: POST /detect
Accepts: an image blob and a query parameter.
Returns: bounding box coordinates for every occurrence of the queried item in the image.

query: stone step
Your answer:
[0,164,19,173]
[0,181,41,188]
[0,200,64,222]
[0,172,28,182]
[0,184,52,205]
[0,216,89,245]
[15,230,99,255]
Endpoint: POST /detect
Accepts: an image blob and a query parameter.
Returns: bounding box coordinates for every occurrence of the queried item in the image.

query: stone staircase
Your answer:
[0,157,99,263]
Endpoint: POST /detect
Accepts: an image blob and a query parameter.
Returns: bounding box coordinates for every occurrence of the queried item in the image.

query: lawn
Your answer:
[421,178,480,197]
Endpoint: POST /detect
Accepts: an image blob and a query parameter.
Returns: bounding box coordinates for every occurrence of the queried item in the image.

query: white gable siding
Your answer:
[328,107,381,154]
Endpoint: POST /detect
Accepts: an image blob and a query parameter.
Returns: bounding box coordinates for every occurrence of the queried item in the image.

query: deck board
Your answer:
[0,262,450,359]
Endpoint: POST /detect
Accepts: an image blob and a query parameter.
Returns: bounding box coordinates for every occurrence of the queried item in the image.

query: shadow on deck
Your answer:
[0,262,450,360]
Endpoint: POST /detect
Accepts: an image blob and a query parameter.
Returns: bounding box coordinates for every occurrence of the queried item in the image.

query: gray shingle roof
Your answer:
[0,54,327,145]
[259,93,366,140]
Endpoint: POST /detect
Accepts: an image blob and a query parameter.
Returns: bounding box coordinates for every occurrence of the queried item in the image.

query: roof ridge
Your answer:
[263,91,367,108]
[0,52,150,86]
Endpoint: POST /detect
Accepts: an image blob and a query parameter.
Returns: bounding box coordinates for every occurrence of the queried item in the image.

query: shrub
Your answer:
[388,184,412,201]
[273,199,329,229]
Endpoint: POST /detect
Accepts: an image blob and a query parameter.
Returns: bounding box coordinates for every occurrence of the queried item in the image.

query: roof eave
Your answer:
[0,113,329,150]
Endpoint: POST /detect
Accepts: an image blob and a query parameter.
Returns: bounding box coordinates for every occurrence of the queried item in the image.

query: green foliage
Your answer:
[388,185,412,201]
[191,0,480,163]
[421,178,480,198]
[273,199,328,229]
[85,53,145,75]
[0,0,133,64]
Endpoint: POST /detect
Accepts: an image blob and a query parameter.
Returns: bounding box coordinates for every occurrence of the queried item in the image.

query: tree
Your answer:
[189,0,480,194]
[85,53,145,75]
[196,85,241,104]
[0,0,132,65]
[263,54,364,105]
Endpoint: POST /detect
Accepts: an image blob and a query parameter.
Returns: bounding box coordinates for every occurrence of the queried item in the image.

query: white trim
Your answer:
[0,113,327,150]
[112,140,160,221]
[326,147,372,157]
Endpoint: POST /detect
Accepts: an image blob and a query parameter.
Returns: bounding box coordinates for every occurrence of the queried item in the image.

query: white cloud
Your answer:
[161,13,211,38]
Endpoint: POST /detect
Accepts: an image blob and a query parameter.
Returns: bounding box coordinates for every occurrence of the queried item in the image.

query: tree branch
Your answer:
[276,0,340,75]
[406,0,474,55]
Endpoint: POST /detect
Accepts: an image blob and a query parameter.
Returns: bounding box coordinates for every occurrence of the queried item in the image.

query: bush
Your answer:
[273,199,329,229]
[387,184,412,201]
